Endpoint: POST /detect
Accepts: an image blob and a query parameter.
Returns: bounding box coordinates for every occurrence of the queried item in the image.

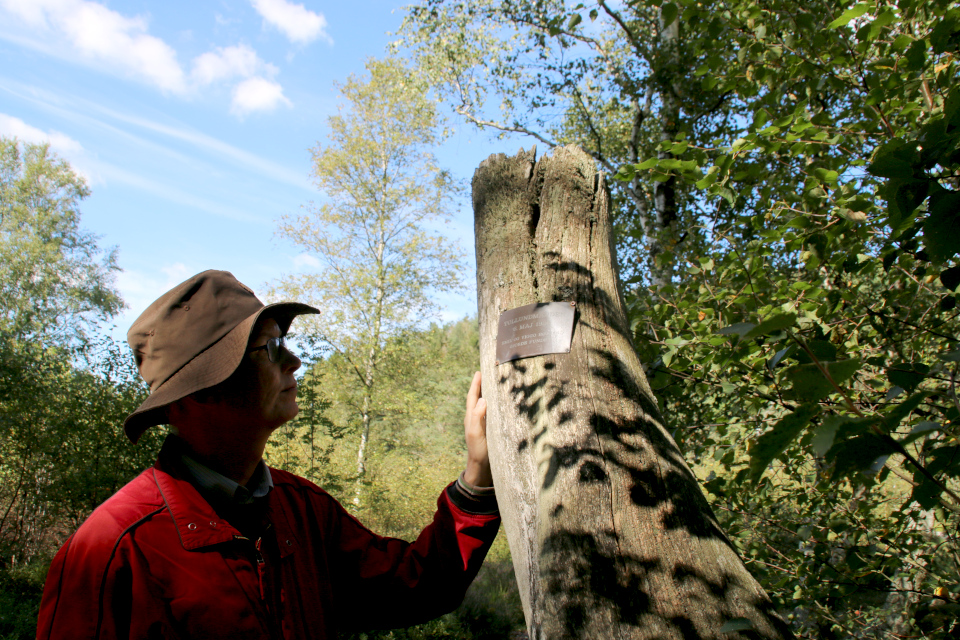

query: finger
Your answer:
[474,397,487,421]
[465,371,482,411]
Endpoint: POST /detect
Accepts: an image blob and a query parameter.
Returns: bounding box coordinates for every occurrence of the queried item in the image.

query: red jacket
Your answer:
[36,455,500,640]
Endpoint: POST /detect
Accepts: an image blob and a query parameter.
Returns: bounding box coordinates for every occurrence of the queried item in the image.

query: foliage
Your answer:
[0,561,46,640]
[268,319,484,536]
[0,140,154,568]
[0,142,162,638]
[624,0,960,636]
[0,137,121,344]
[0,333,161,567]
[272,57,465,506]
[398,0,960,636]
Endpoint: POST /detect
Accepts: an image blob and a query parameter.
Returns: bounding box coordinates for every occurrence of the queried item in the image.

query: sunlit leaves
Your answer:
[826,4,868,29]
[0,138,121,344]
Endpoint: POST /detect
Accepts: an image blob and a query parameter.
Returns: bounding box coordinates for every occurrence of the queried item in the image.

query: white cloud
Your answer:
[250,0,330,44]
[0,1,294,117]
[0,112,84,155]
[192,44,276,86]
[230,77,292,117]
[1,0,186,93]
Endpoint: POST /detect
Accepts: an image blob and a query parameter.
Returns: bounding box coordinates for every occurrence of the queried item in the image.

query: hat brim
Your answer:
[123,301,318,443]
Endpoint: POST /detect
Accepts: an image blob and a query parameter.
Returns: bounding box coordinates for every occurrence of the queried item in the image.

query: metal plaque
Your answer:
[496,301,576,365]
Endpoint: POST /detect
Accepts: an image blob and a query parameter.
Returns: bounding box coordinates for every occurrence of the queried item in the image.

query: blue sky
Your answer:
[0,0,500,339]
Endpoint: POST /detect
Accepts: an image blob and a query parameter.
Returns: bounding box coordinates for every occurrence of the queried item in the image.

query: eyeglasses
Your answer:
[247,336,286,363]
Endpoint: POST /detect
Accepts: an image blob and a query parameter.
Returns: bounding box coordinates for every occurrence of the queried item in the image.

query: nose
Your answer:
[280,344,301,373]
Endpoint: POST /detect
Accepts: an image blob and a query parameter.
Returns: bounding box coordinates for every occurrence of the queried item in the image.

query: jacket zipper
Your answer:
[255,537,266,601]
[233,534,267,603]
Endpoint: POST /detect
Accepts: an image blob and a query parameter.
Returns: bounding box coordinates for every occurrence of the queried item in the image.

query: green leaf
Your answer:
[717,322,756,337]
[883,391,928,432]
[911,445,960,508]
[924,190,960,263]
[661,2,678,27]
[940,350,960,362]
[785,359,861,402]
[745,312,797,338]
[749,404,820,484]
[827,4,869,29]
[767,345,795,370]
[811,416,847,456]
[845,546,868,572]
[891,34,914,51]
[868,139,918,179]
[904,39,927,70]
[567,13,582,30]
[930,10,960,54]
[900,422,940,446]
[940,265,960,291]
[911,476,943,509]
[813,168,839,183]
[793,340,837,364]
[886,363,930,392]
[828,434,898,480]
[616,164,636,180]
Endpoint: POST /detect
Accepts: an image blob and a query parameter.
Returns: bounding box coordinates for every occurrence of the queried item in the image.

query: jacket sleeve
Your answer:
[36,531,127,640]
[36,511,164,640]
[329,482,500,632]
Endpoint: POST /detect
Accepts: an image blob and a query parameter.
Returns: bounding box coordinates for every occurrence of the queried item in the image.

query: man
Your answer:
[36,270,499,640]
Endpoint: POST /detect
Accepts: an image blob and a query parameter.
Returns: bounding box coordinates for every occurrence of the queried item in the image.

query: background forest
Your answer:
[1,0,959,638]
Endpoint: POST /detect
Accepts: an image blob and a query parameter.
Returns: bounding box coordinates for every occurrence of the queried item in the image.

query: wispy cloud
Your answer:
[1,80,312,191]
[0,0,293,116]
[93,162,270,224]
[250,0,331,45]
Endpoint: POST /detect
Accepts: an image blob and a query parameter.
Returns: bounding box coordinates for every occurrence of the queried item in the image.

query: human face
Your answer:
[227,317,302,432]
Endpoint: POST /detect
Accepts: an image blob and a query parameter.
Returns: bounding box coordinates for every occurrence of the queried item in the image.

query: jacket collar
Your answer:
[152,437,299,557]
[152,461,241,551]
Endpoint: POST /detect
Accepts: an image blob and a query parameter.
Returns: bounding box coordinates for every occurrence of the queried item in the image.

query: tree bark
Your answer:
[651,7,681,288]
[472,146,793,640]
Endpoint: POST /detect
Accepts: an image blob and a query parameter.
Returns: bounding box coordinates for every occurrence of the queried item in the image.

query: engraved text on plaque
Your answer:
[496,301,576,364]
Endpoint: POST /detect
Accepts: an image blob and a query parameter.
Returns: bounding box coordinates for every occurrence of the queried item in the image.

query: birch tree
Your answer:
[0,137,121,343]
[273,58,464,508]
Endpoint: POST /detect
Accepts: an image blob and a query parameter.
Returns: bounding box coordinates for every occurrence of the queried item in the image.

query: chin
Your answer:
[277,403,299,426]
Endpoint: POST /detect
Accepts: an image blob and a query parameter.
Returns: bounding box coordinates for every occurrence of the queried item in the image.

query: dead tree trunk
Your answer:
[472,146,793,640]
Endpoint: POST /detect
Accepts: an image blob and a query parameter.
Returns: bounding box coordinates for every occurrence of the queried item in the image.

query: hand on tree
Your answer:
[463,371,492,488]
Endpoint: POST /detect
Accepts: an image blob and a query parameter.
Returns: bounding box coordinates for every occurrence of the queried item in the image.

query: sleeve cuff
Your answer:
[445,472,499,515]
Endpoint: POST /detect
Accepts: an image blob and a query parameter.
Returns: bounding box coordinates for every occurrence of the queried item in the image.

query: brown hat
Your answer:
[123,270,318,443]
